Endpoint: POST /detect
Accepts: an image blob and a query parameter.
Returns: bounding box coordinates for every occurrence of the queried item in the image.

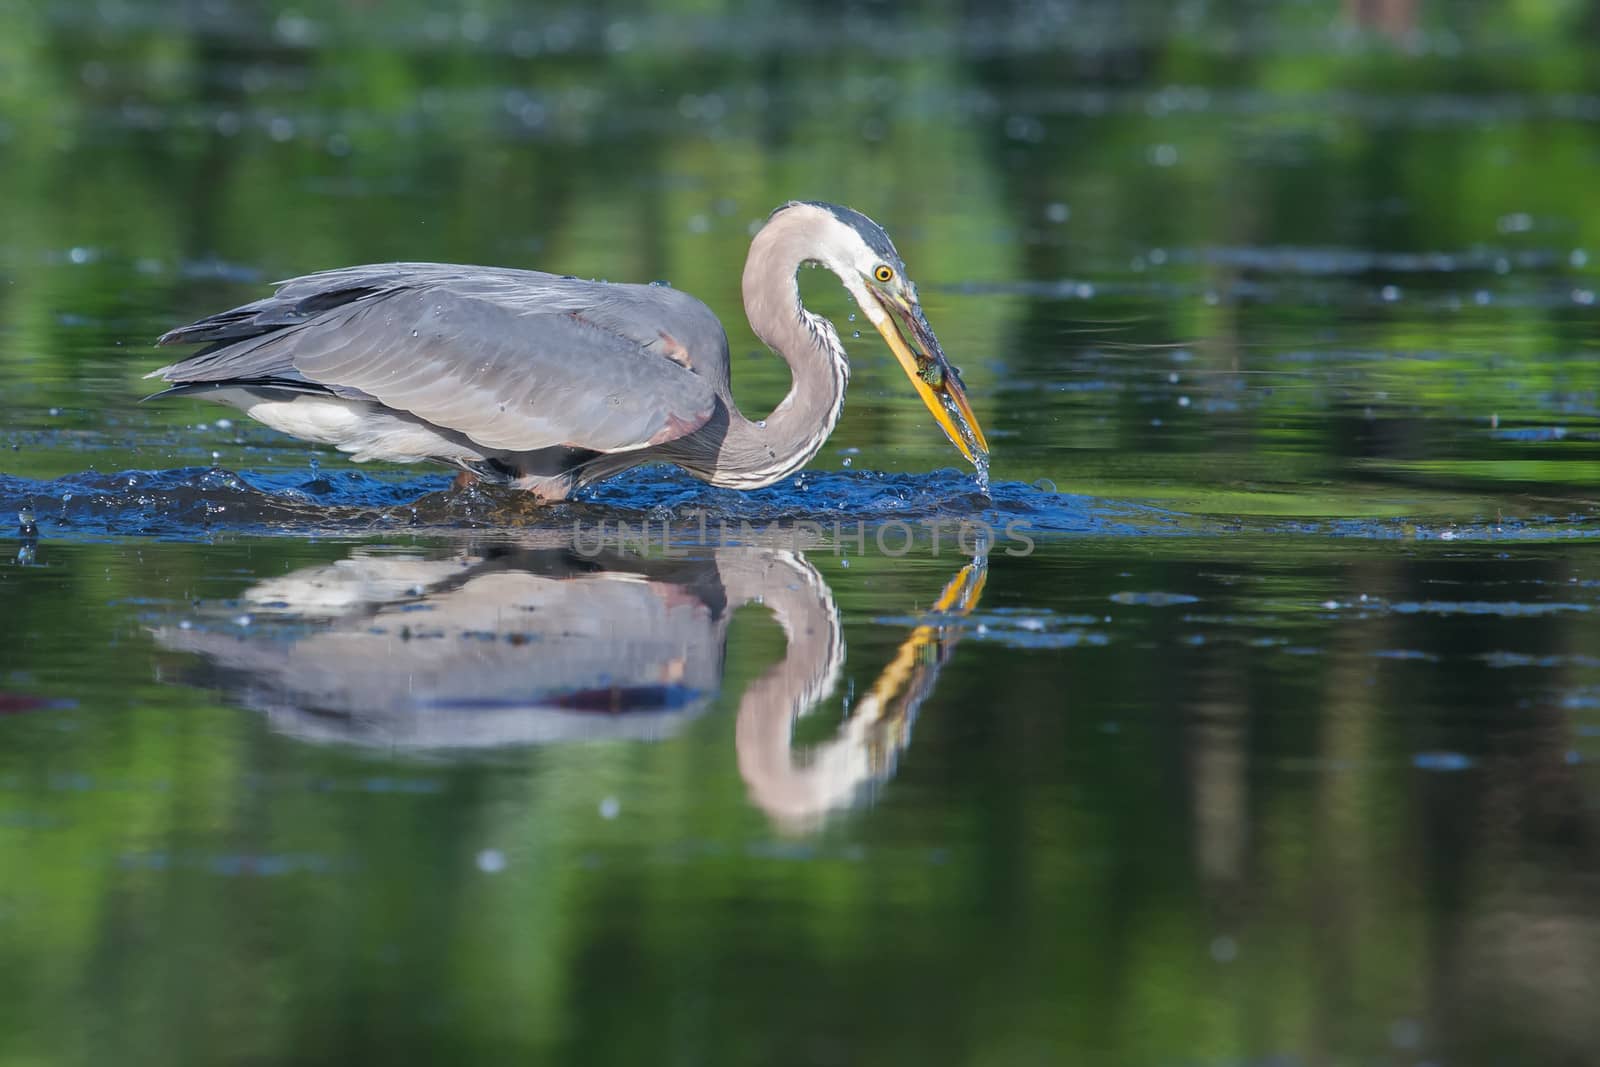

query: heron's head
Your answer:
[768,201,989,466]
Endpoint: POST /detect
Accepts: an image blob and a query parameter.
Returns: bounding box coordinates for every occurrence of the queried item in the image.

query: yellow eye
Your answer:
[874,264,894,283]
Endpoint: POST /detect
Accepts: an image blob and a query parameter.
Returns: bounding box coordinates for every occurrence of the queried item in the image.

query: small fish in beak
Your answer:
[869,293,989,466]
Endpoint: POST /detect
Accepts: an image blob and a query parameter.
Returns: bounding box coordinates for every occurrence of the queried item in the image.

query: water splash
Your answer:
[0,465,1112,540]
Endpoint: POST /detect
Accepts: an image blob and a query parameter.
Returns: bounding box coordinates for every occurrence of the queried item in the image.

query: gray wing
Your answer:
[151,265,726,454]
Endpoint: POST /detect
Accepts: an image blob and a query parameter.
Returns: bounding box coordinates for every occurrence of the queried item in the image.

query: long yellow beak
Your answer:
[870,295,989,466]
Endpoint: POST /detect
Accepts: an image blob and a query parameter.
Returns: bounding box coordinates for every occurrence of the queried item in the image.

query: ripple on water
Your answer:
[872,608,1112,650]
[0,465,1116,540]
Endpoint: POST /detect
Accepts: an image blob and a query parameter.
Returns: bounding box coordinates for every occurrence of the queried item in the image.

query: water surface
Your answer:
[3,3,1600,1065]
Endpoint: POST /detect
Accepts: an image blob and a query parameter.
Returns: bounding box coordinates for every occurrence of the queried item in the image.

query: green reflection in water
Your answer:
[1,2,1600,1066]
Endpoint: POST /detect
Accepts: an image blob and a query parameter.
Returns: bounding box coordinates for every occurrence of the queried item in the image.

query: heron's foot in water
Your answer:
[451,470,479,492]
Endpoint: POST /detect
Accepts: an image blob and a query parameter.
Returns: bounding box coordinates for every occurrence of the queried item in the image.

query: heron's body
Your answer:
[149,202,986,497]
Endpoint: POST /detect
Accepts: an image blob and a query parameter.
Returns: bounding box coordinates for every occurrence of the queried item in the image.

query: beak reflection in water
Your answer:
[152,538,987,828]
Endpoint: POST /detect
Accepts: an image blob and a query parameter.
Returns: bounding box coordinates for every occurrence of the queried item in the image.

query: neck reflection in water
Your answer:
[152,539,984,829]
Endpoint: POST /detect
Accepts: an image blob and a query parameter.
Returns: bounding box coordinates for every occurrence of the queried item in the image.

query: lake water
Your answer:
[2,3,1599,1065]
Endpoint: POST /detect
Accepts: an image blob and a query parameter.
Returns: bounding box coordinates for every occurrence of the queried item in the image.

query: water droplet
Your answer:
[599,796,620,819]
[840,558,850,568]
[1570,248,1589,268]
[847,312,856,322]
[755,420,766,429]
[1178,395,1191,407]
[475,849,506,873]
[1045,202,1070,223]
[851,330,860,339]
[1380,284,1401,302]
[410,329,419,338]
[842,456,852,467]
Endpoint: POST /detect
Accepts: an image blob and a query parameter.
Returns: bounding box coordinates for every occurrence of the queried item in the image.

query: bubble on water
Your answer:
[475,848,506,873]
[1178,395,1191,407]
[1573,289,1595,305]
[1209,936,1238,963]
[275,11,315,44]
[1167,371,1179,384]
[1044,202,1070,223]
[847,312,856,322]
[233,614,253,628]
[215,419,233,430]
[851,331,860,339]
[840,558,850,568]
[47,407,61,416]
[1389,1019,1423,1050]
[598,796,621,819]
[1032,478,1056,493]
[1149,144,1179,166]
[1571,248,1589,268]
[1380,284,1401,302]
[1474,290,1493,305]
[842,457,852,467]
[67,247,94,265]
[1148,248,1168,265]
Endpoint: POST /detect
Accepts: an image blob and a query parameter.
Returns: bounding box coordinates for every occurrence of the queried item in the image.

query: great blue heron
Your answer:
[152,539,986,827]
[147,201,988,500]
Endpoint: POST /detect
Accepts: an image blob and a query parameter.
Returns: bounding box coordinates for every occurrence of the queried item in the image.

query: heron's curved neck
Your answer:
[713,222,849,489]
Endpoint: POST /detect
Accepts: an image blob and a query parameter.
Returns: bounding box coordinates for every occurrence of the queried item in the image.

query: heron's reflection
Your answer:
[154,540,984,826]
